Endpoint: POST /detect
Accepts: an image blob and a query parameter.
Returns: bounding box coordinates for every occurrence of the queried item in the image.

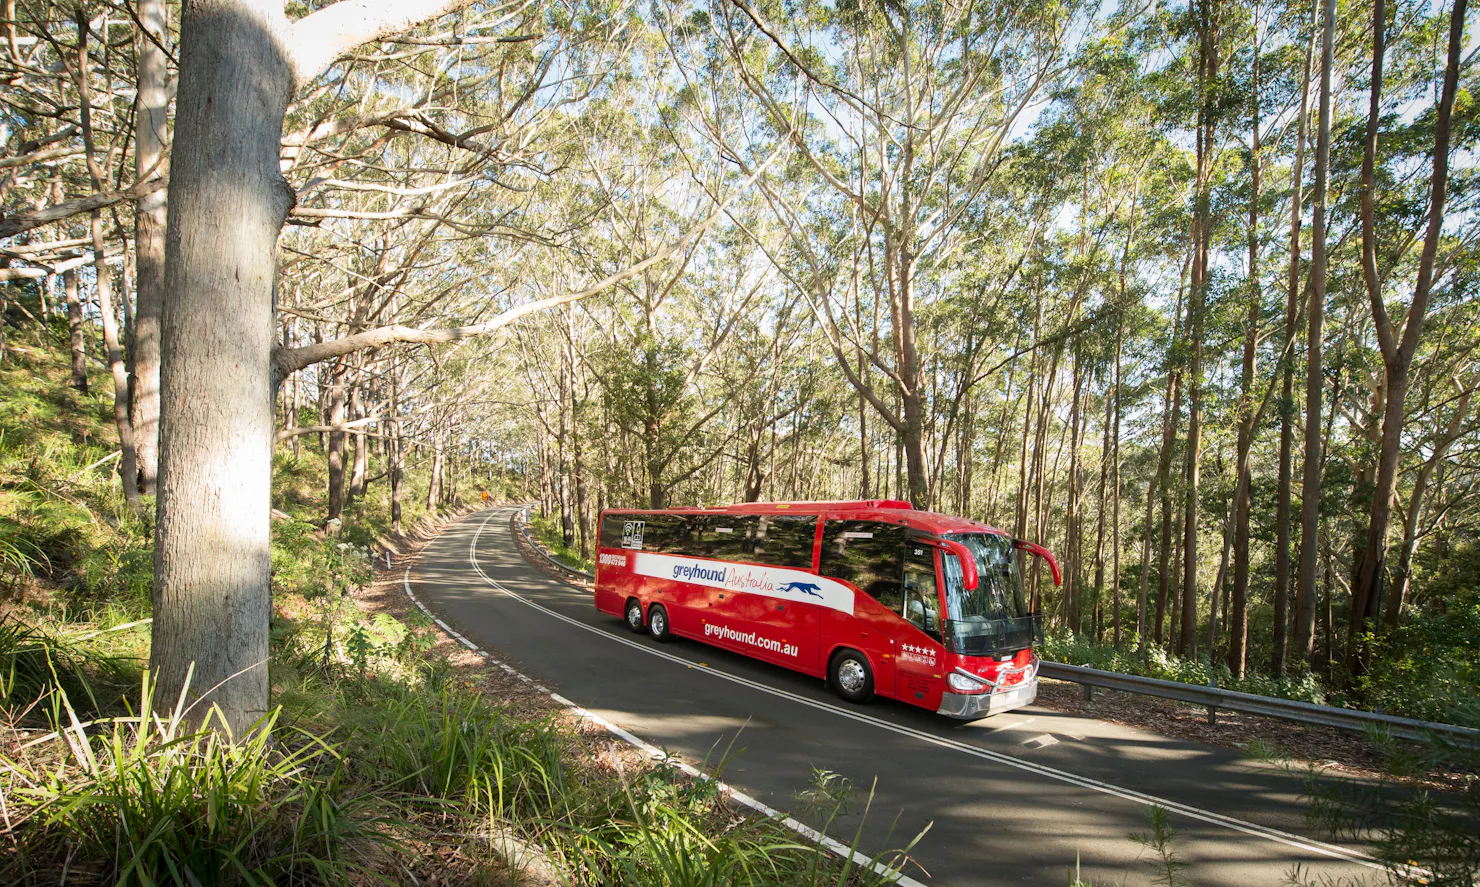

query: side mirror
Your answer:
[940,540,978,591]
[1013,538,1063,586]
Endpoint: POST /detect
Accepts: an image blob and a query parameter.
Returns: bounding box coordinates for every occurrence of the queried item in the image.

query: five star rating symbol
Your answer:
[900,643,936,662]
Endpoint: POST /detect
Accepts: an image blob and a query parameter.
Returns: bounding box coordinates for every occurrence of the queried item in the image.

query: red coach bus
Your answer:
[592,500,1061,719]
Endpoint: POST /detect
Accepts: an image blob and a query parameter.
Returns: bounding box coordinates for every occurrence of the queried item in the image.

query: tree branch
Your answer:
[271,136,791,382]
[288,0,477,86]
[0,178,165,238]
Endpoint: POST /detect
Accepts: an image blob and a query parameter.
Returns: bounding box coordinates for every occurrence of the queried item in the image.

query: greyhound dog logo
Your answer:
[777,581,824,599]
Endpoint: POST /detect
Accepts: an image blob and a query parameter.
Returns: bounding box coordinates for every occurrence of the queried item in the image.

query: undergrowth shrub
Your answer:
[1358,586,1480,723]
[1304,701,1480,886]
[554,761,905,887]
[1041,629,1328,705]
[0,616,137,720]
[270,517,375,599]
[530,511,595,573]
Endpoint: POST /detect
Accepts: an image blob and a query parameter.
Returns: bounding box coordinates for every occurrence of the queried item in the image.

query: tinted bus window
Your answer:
[640,514,689,553]
[668,514,707,557]
[903,545,942,640]
[599,514,624,549]
[751,515,816,568]
[820,520,906,608]
[600,514,653,550]
[704,515,755,560]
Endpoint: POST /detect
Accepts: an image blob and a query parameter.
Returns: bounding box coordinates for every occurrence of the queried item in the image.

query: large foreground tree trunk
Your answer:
[151,0,469,734]
[151,0,294,734]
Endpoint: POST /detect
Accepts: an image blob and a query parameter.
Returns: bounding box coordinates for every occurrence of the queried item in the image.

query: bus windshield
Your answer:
[940,533,1034,657]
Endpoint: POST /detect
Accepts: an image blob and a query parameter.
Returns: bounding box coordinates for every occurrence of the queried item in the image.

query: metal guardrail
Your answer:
[1039,661,1479,745]
[514,507,595,580]
[511,508,1475,746]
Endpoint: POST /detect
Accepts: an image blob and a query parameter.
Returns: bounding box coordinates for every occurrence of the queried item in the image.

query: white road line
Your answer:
[398,514,927,887]
[467,509,1383,873]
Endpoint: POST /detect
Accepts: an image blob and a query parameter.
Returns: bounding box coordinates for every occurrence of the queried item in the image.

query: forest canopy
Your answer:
[2,0,1477,727]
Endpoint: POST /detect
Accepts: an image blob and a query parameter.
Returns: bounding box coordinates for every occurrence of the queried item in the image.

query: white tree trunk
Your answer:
[131,0,169,493]
[151,0,295,735]
[150,0,518,734]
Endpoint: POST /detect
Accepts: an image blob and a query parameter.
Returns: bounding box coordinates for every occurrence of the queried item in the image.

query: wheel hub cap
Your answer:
[839,660,866,693]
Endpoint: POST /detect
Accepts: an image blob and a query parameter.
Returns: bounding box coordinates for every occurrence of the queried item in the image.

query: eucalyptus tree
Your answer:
[695,0,1098,508]
[151,0,778,732]
[1346,0,1470,675]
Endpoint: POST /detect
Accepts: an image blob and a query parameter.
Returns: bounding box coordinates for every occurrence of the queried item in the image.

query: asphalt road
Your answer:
[410,507,1378,886]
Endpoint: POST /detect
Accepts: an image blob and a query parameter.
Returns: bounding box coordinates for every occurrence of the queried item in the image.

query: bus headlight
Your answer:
[947,670,990,694]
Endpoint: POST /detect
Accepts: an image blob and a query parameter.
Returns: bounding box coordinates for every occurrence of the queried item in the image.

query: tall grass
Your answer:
[0,615,139,719]
[529,512,595,574]
[3,674,399,886]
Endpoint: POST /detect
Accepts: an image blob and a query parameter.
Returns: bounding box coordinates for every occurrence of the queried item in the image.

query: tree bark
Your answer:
[1230,29,1261,679]
[347,360,368,503]
[1093,365,1112,643]
[1180,0,1219,660]
[427,424,444,511]
[1064,356,1085,630]
[130,0,168,494]
[151,0,295,734]
[65,268,88,394]
[1387,387,1469,626]
[150,0,471,734]
[93,211,142,510]
[389,363,404,532]
[1155,256,1189,648]
[1295,0,1338,667]
[1111,320,1123,648]
[1275,9,1315,677]
[326,360,348,521]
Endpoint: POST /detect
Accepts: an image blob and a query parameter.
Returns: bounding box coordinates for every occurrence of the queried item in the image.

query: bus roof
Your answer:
[600,500,1011,538]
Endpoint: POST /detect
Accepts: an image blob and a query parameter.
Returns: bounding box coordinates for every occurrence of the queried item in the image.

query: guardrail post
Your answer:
[1206,706,1217,725]
[1083,684,1094,703]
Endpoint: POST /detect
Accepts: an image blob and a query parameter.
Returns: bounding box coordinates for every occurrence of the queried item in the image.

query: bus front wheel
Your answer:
[647,604,672,642]
[624,599,646,633]
[830,649,874,703]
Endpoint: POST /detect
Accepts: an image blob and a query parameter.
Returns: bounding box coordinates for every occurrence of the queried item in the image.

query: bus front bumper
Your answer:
[937,675,1038,719]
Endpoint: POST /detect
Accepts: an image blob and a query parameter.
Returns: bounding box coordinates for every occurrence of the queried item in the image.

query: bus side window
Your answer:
[673,515,708,558]
[820,520,906,613]
[598,514,625,550]
[903,547,942,640]
[642,514,687,554]
[707,515,755,560]
[753,515,817,568]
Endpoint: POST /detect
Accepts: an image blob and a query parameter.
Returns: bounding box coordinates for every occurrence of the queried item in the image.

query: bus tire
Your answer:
[624,598,646,633]
[647,604,672,642]
[829,649,874,703]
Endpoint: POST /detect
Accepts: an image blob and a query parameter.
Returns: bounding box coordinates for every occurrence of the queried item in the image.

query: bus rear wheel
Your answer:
[647,604,672,642]
[830,649,874,703]
[624,599,646,633]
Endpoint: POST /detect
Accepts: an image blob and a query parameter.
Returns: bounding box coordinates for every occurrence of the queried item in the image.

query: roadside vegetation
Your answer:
[528,513,597,575]
[0,336,901,885]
